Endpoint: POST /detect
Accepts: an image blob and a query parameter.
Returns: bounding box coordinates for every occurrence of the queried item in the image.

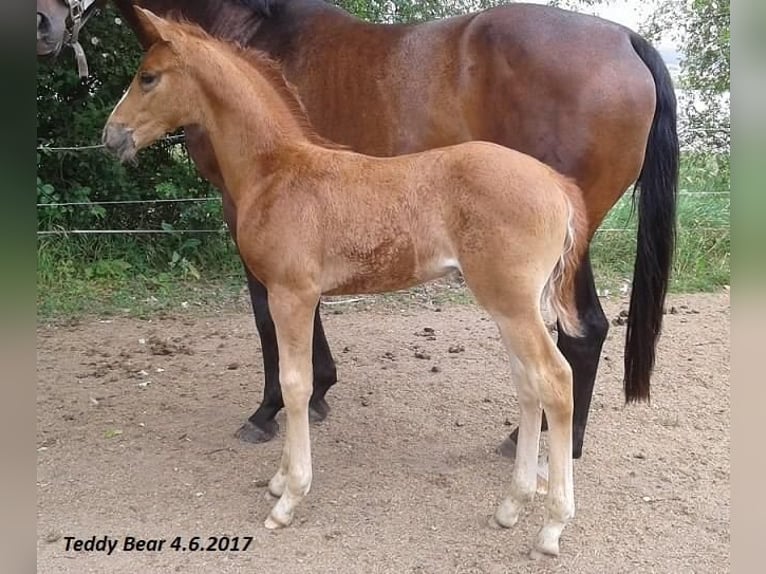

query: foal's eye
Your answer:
[139,72,159,89]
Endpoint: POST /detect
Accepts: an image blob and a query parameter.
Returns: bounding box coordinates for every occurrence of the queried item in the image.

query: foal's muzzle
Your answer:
[102,123,137,163]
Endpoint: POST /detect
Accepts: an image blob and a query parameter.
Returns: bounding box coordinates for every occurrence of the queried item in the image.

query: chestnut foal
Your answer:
[104,10,589,558]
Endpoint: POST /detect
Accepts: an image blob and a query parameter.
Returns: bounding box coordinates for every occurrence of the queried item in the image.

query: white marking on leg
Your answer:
[263,293,317,530]
[493,330,542,529]
[265,366,313,529]
[536,452,549,496]
[534,349,575,558]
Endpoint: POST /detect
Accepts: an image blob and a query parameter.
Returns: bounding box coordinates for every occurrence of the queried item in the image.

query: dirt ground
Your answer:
[36,290,730,573]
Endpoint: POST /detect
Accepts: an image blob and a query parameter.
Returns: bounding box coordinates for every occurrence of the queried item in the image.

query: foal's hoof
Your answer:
[264,507,293,530]
[235,419,279,444]
[487,514,510,530]
[264,515,288,530]
[530,526,561,559]
[529,548,555,561]
[529,540,560,560]
[309,397,331,423]
[497,434,518,460]
[492,500,522,529]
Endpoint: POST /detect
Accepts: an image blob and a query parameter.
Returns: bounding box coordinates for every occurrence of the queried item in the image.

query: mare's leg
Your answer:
[499,253,608,460]
[235,270,339,444]
[263,287,318,529]
[492,313,575,559]
[556,253,607,459]
[308,307,338,420]
[235,271,281,443]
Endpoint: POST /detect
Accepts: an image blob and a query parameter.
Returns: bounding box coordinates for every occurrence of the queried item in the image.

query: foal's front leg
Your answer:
[236,270,338,444]
[262,286,319,529]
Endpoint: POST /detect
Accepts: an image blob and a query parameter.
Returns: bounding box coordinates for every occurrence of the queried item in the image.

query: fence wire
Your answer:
[36,190,729,236]
[36,136,729,236]
[35,190,728,209]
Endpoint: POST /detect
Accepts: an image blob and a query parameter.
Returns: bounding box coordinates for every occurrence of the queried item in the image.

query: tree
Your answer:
[36,4,217,232]
[643,0,730,152]
[335,0,503,23]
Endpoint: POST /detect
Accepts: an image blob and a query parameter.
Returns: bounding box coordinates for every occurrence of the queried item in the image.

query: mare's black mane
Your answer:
[235,0,278,18]
[234,0,336,20]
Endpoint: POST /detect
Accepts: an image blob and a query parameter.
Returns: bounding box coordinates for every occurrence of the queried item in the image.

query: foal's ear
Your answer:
[133,7,177,47]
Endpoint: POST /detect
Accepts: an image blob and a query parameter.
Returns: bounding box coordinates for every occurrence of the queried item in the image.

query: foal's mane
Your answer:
[169,17,346,150]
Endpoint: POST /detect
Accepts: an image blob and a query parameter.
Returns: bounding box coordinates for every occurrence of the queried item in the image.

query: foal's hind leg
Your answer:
[492,339,543,529]
[500,254,607,460]
[492,313,575,558]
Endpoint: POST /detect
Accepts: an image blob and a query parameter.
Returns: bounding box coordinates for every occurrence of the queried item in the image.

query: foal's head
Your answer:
[104,7,341,163]
[102,9,213,162]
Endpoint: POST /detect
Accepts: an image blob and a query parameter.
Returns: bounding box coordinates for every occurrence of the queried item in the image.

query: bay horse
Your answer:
[37,0,679,460]
[37,0,105,76]
[104,9,591,557]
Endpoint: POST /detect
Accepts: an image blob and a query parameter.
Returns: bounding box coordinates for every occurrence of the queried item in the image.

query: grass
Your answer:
[36,233,248,320]
[36,152,730,321]
[590,152,730,293]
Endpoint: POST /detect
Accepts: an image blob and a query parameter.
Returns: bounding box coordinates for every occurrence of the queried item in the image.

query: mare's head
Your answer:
[103,9,208,163]
[37,0,69,56]
[37,0,105,58]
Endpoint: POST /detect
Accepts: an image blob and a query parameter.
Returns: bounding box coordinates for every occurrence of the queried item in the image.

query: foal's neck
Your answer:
[187,46,312,203]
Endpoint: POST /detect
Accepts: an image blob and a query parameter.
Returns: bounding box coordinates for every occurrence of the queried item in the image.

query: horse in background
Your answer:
[104,10,593,557]
[36,0,679,461]
[37,0,104,76]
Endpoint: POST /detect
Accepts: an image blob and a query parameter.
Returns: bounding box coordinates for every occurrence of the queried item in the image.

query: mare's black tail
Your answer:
[623,32,680,402]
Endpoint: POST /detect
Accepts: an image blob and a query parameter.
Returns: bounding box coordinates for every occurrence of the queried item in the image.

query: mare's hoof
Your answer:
[235,419,279,444]
[309,397,331,423]
[497,434,518,460]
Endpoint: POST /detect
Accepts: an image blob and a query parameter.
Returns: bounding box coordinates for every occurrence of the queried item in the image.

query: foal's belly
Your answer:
[321,251,461,296]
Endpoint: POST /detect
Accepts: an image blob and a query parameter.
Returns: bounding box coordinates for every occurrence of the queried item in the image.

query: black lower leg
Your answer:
[557,254,608,459]
[236,271,283,443]
[308,305,338,420]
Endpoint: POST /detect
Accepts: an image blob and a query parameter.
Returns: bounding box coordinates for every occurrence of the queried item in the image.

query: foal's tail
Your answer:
[543,177,589,338]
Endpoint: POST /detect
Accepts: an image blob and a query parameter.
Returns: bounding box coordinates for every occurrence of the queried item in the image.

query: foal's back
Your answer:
[240,140,577,297]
